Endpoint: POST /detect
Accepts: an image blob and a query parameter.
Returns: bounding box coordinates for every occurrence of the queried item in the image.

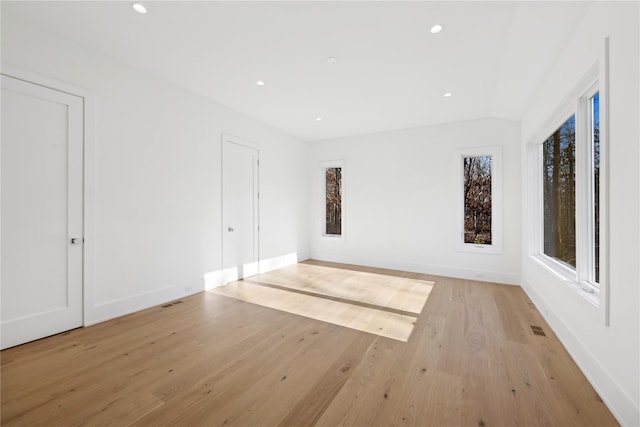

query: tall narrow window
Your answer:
[324,167,342,236]
[543,115,576,268]
[456,146,502,254]
[591,92,600,283]
[463,156,492,244]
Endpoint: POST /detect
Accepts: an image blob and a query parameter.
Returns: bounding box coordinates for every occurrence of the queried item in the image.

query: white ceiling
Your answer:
[3,1,591,141]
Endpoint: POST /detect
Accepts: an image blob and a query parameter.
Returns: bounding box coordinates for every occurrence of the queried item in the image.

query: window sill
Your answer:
[321,234,344,242]
[531,254,600,307]
[456,243,502,255]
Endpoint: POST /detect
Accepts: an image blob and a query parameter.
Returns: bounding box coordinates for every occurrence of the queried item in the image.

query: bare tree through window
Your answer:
[592,92,600,282]
[543,115,576,267]
[325,167,342,235]
[463,156,492,244]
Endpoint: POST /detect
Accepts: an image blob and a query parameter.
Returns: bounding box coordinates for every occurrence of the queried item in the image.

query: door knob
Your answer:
[228,227,234,232]
[70,238,82,245]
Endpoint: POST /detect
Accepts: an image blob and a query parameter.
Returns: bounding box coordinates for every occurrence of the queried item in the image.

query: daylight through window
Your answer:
[463,156,492,244]
[534,75,603,294]
[543,115,576,268]
[325,167,342,236]
[591,92,600,283]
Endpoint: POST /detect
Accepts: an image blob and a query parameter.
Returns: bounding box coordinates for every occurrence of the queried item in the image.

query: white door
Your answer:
[222,137,259,283]
[1,75,84,349]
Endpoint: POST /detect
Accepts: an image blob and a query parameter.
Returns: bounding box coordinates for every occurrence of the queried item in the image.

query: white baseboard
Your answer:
[205,252,302,290]
[85,278,203,326]
[204,270,225,290]
[309,253,520,285]
[521,279,639,427]
[260,252,301,274]
[87,253,304,325]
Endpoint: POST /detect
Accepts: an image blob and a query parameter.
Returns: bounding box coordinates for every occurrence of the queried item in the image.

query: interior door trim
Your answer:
[221,133,260,284]
[1,63,95,326]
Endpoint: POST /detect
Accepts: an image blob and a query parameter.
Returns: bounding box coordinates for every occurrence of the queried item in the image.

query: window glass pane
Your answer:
[325,167,342,235]
[592,92,600,282]
[463,156,492,244]
[543,115,576,268]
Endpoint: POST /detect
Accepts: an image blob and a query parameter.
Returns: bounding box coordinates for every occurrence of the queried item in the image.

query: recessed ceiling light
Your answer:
[327,57,337,65]
[316,117,322,121]
[444,92,453,97]
[430,24,443,34]
[132,3,147,14]
[256,80,265,86]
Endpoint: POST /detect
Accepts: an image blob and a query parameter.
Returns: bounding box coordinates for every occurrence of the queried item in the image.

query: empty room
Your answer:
[1,1,638,426]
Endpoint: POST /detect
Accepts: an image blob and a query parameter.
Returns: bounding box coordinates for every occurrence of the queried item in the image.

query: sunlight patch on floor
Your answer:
[212,282,417,341]
[211,264,435,342]
[246,263,434,314]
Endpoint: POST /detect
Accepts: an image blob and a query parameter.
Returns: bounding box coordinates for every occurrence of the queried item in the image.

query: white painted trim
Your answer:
[521,279,638,427]
[259,252,300,274]
[221,134,260,285]
[530,254,599,307]
[221,262,260,284]
[86,279,204,326]
[222,132,260,151]
[575,80,603,297]
[89,251,304,324]
[310,254,519,285]
[527,63,599,148]
[0,63,96,328]
[598,36,611,326]
[204,270,225,290]
[525,142,542,257]
[204,252,303,291]
[455,146,503,254]
[1,63,91,99]
[525,59,608,320]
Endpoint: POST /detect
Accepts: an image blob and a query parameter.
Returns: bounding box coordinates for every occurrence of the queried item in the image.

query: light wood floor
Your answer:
[213,263,434,341]
[1,260,618,426]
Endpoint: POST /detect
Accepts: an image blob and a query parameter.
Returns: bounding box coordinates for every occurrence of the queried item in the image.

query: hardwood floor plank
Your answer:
[1,261,619,427]
[248,263,433,314]
[212,282,419,342]
[133,314,313,425]
[492,288,529,343]
[313,336,404,427]
[215,327,365,427]
[246,279,418,317]
[277,333,376,427]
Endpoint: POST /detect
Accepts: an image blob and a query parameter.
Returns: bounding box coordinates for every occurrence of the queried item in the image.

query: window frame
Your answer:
[527,60,608,316]
[320,160,345,240]
[576,82,601,292]
[455,146,503,254]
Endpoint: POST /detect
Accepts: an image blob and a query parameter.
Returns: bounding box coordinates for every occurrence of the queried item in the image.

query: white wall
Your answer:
[309,118,521,285]
[1,12,309,325]
[3,4,637,423]
[520,2,639,425]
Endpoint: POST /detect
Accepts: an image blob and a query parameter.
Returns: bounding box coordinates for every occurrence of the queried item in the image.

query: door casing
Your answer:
[221,134,260,284]
[1,72,86,349]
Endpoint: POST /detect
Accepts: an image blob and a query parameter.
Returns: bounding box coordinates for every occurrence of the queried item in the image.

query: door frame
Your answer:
[221,133,260,284]
[1,64,95,326]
